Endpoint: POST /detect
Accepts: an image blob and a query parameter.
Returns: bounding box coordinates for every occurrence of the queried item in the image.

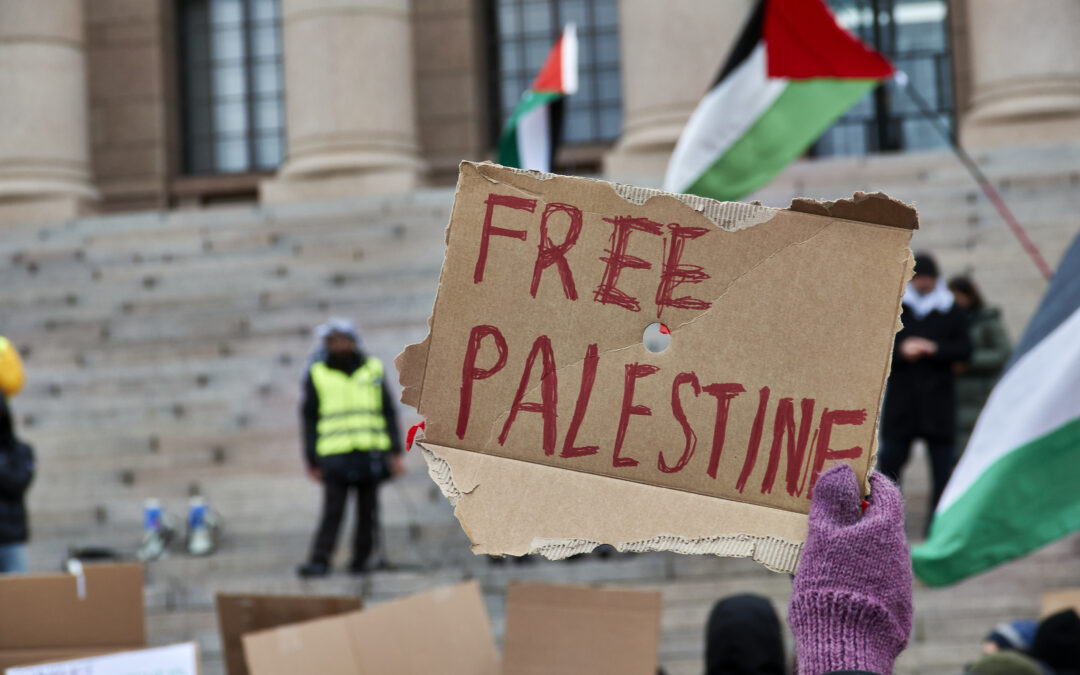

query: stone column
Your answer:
[603,0,753,188]
[0,0,98,224]
[961,0,1080,147]
[262,0,424,203]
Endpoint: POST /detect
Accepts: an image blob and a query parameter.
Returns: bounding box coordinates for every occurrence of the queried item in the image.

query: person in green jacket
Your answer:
[948,277,1011,455]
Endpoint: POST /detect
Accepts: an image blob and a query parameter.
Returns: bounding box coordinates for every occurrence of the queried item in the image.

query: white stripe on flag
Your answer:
[517,103,552,173]
[562,23,578,95]
[663,44,786,194]
[937,304,1080,513]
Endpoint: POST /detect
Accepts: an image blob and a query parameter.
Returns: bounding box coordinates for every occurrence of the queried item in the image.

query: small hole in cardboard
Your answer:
[643,322,670,353]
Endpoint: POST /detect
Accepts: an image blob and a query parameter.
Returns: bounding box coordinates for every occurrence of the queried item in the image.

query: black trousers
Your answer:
[309,479,379,568]
[877,435,955,517]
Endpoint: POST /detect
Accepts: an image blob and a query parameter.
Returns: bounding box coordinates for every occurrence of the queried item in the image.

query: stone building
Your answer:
[2,5,1078,672]
[0,0,1075,208]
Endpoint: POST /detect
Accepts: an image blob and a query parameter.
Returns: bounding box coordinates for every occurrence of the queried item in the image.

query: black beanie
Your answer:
[1030,609,1080,673]
[913,252,939,278]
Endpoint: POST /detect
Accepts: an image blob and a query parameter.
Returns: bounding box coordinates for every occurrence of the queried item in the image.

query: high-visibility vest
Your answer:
[0,336,24,398]
[310,357,391,455]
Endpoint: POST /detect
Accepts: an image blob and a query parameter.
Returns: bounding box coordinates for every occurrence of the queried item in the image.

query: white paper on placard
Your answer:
[5,643,198,675]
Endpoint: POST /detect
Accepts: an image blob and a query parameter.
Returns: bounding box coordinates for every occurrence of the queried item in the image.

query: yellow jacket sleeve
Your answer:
[0,336,25,398]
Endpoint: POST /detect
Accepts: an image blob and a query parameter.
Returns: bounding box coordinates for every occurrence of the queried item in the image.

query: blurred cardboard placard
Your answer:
[502,583,661,675]
[0,564,145,671]
[242,581,498,675]
[1042,588,1080,617]
[398,162,915,572]
[5,643,197,675]
[216,593,362,675]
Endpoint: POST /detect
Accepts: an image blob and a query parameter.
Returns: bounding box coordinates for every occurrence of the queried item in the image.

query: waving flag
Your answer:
[913,233,1080,586]
[664,0,893,199]
[497,24,578,172]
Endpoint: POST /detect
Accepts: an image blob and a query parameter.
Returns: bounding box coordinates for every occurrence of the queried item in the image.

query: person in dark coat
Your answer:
[1029,609,1080,675]
[704,594,786,675]
[297,320,404,578]
[947,276,1011,454]
[0,395,34,574]
[878,253,972,527]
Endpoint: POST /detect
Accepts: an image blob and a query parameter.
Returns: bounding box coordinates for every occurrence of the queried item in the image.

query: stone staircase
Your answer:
[2,144,1079,674]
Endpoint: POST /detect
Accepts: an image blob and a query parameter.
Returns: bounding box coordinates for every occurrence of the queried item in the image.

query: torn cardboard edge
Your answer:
[490,162,917,232]
[417,441,805,574]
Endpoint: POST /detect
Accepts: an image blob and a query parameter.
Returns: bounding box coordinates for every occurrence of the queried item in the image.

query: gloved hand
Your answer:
[788,465,913,675]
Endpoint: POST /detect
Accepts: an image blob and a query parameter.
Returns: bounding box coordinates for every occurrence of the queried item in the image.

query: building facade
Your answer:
[1,0,1079,222]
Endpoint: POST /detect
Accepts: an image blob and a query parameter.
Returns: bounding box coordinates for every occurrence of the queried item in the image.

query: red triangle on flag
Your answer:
[531,34,566,93]
[764,0,894,80]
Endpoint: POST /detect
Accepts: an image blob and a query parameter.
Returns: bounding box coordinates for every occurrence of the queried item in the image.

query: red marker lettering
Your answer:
[659,372,701,474]
[561,343,600,458]
[612,363,660,468]
[761,397,817,496]
[593,216,664,312]
[531,202,583,300]
[498,335,558,456]
[457,325,509,440]
[735,387,771,492]
[655,223,711,318]
[808,408,868,496]
[474,193,535,284]
[702,383,746,479]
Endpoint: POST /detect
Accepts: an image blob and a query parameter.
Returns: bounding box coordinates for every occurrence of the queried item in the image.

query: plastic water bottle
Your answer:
[187,497,213,556]
[144,498,163,532]
[137,498,174,562]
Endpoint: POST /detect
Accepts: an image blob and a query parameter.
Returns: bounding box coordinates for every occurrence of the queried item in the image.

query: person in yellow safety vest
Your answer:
[297,320,404,578]
[0,337,25,400]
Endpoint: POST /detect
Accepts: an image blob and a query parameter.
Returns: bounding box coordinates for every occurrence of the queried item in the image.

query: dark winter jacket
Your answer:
[955,305,1010,436]
[300,351,402,484]
[881,302,972,441]
[0,396,33,545]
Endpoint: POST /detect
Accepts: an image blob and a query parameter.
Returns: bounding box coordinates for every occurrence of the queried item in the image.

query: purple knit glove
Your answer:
[788,465,912,675]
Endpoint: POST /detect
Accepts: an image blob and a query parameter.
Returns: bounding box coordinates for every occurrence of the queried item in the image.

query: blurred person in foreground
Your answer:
[705,593,786,675]
[878,253,972,527]
[948,276,1011,454]
[981,619,1039,655]
[297,319,404,578]
[788,464,912,675]
[0,394,34,574]
[1028,608,1080,675]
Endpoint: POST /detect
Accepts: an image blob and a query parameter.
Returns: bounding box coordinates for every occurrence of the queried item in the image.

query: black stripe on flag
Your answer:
[1006,231,1080,370]
[713,0,766,87]
[549,96,566,172]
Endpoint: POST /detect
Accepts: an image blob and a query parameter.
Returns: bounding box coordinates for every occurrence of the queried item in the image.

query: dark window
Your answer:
[178,0,285,174]
[488,0,622,150]
[814,0,953,157]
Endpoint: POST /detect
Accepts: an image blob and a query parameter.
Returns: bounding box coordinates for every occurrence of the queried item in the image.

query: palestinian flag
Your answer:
[913,233,1080,586]
[663,0,894,200]
[497,24,578,173]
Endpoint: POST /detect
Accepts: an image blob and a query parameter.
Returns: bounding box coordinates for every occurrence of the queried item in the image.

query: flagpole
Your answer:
[894,71,1054,282]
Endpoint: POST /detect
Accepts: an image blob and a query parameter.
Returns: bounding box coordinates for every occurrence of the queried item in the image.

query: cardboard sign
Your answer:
[5,643,197,675]
[1042,588,1080,617]
[0,564,145,671]
[242,582,498,675]
[398,163,915,571]
[502,583,661,675]
[215,593,362,675]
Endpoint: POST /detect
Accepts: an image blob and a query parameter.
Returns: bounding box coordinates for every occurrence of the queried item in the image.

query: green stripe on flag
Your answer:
[497,90,563,169]
[685,79,878,201]
[912,415,1080,587]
